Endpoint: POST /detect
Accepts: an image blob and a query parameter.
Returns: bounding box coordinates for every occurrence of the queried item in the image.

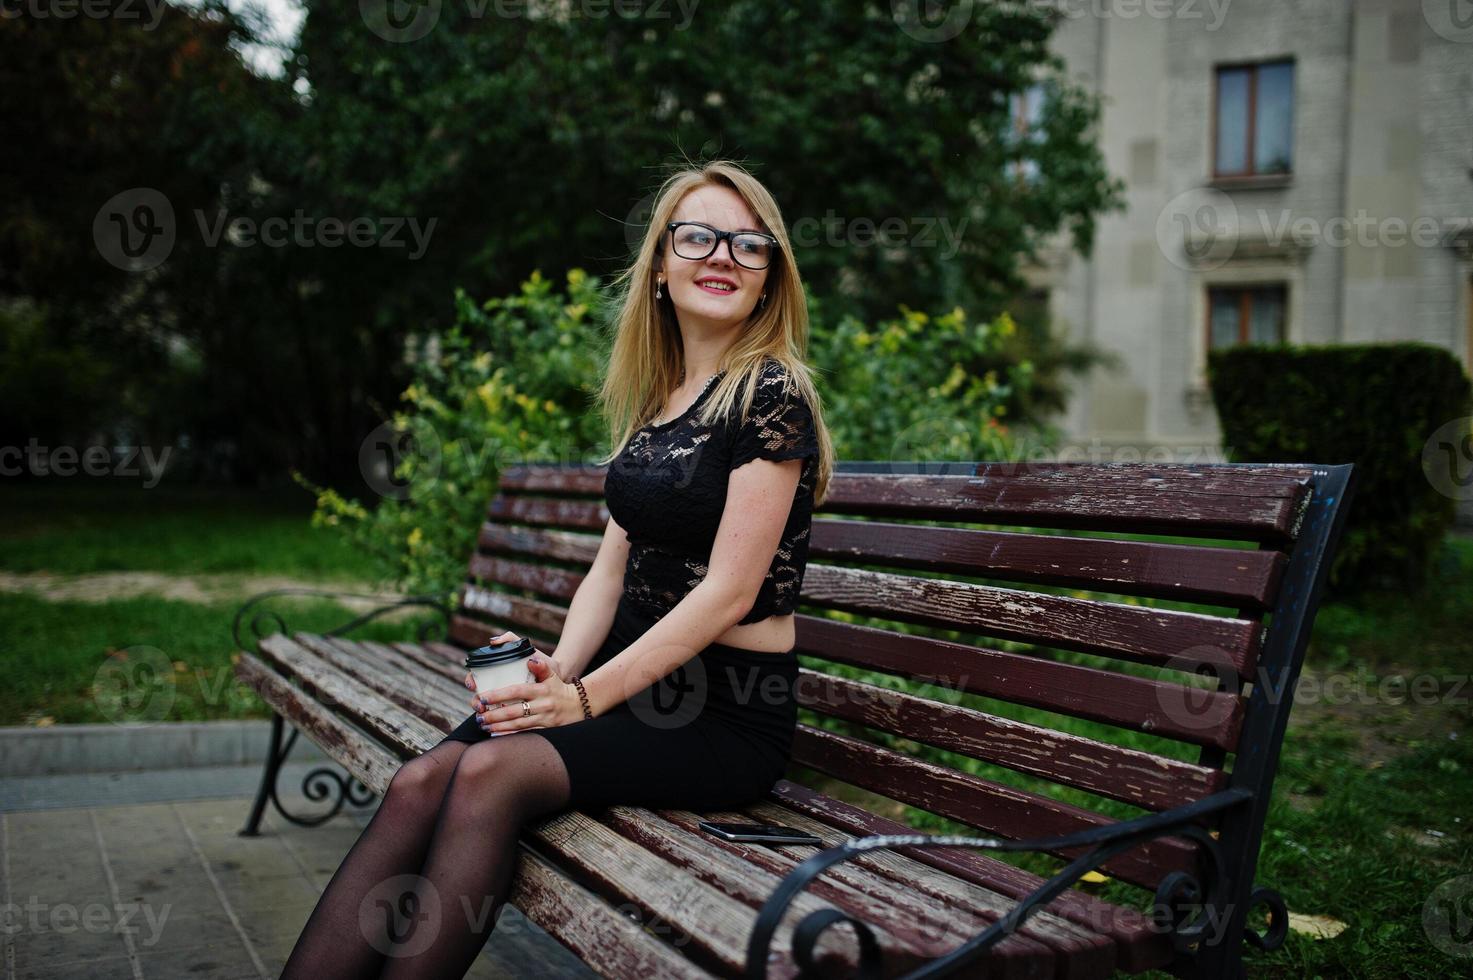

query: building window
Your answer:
[1007,84,1045,185]
[1213,61,1294,177]
[1208,285,1288,348]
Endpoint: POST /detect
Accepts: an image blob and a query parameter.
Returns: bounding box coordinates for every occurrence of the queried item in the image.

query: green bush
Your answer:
[300,271,1041,599]
[295,269,611,602]
[811,295,1041,463]
[1207,342,1473,594]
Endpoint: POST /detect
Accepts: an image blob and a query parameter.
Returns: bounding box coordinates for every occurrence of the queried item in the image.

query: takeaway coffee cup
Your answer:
[465,637,537,735]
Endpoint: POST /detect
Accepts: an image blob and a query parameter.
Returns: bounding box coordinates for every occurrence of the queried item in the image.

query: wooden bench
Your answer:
[231,459,1356,979]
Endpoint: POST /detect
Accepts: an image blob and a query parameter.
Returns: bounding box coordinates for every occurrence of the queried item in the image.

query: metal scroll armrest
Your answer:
[231,587,452,653]
[744,787,1262,980]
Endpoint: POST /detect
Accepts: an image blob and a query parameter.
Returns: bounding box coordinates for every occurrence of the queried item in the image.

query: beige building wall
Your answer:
[1033,0,1473,498]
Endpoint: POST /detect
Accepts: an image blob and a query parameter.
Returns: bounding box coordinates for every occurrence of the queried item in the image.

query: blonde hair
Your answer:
[596,159,834,506]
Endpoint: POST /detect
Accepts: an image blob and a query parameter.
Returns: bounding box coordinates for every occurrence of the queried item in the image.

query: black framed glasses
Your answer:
[666,221,779,270]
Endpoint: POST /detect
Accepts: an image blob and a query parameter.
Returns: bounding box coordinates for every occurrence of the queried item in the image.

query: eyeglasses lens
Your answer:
[671,224,773,269]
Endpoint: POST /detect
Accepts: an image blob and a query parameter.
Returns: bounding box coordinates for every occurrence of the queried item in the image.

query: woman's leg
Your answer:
[376,731,571,980]
[279,738,471,980]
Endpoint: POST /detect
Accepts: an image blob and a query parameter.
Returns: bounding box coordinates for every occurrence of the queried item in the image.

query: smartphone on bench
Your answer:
[697,820,823,846]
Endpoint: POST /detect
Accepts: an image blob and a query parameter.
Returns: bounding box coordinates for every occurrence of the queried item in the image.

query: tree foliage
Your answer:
[3,0,1121,489]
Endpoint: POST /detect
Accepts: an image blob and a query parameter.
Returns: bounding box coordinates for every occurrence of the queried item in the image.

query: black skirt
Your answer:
[437,593,799,811]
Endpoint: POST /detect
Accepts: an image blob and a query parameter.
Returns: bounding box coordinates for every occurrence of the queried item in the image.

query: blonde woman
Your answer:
[281,160,834,979]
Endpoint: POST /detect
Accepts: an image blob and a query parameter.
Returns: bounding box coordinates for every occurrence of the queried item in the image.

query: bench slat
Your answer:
[791,726,1198,890]
[255,635,445,756]
[674,804,1118,980]
[447,613,562,657]
[593,805,1065,979]
[725,800,1119,980]
[795,670,1226,811]
[459,581,578,639]
[386,639,470,682]
[315,634,464,702]
[235,654,404,791]
[423,640,476,665]
[478,516,1283,611]
[802,563,1263,679]
[529,809,883,979]
[795,615,1244,750]
[497,463,610,495]
[496,463,1314,541]
[489,494,606,531]
[763,782,1174,974]
[478,522,602,566]
[465,549,1264,680]
[299,635,468,732]
[499,461,1312,496]
[468,553,582,601]
[819,469,1309,542]
[810,519,1285,609]
[457,583,1246,751]
[511,848,719,980]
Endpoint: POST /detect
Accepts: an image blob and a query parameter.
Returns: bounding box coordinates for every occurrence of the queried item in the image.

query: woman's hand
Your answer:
[463,630,586,734]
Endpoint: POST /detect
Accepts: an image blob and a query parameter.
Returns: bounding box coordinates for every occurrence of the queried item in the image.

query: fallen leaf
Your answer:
[173,660,188,672]
[1080,871,1109,884]
[1286,912,1347,940]
[35,716,55,727]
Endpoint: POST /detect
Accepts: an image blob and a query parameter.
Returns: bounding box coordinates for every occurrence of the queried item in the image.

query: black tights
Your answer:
[280,731,572,980]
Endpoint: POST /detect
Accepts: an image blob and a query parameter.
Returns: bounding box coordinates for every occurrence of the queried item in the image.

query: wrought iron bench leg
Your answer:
[237,711,377,836]
[239,713,286,837]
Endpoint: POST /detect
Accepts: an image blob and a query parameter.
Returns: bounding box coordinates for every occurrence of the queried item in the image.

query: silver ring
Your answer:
[521,700,531,718]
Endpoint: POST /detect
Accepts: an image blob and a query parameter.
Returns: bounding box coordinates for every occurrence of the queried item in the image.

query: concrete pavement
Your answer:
[1,730,597,980]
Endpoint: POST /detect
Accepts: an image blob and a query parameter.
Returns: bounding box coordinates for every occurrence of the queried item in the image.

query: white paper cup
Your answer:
[466,640,536,737]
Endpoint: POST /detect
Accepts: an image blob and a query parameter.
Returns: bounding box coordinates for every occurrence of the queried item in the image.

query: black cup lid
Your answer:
[465,636,534,669]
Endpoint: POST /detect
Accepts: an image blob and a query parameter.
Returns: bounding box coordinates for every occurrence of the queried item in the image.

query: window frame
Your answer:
[1211,59,1295,179]
[1007,83,1046,186]
[1205,283,1289,349]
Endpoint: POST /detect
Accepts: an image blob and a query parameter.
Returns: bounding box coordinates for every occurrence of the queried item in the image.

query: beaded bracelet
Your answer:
[570,676,593,719]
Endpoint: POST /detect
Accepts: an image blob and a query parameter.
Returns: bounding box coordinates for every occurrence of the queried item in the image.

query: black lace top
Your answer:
[604,357,821,625]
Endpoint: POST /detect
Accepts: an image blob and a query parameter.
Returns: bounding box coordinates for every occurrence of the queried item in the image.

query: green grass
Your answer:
[0,591,444,726]
[0,482,415,727]
[0,481,381,580]
[1251,720,1471,976]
